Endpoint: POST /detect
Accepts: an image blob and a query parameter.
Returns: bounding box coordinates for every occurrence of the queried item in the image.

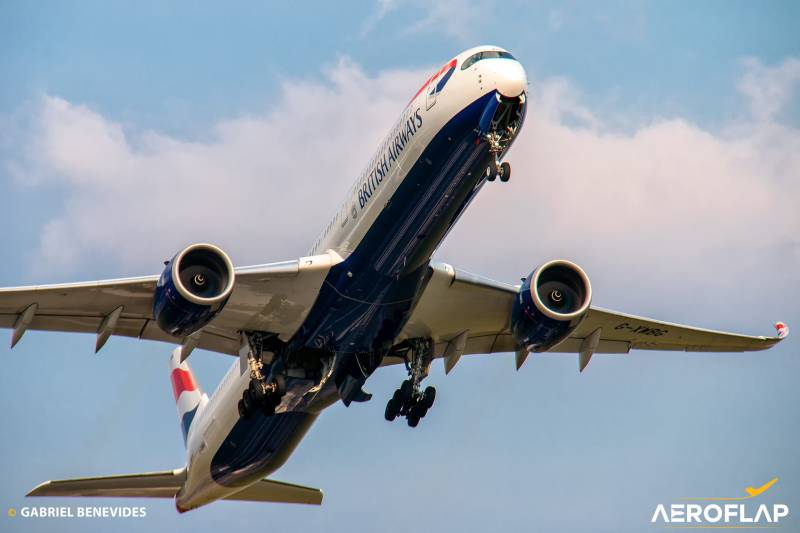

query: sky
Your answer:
[1,1,799,532]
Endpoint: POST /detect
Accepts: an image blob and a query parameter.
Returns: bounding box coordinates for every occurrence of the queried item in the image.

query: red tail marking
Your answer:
[170,367,198,402]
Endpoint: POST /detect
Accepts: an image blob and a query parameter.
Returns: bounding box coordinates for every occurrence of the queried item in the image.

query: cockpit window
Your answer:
[460,50,515,70]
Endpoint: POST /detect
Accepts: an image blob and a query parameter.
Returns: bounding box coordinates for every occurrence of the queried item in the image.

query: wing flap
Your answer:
[0,314,139,336]
[544,336,631,354]
[0,314,240,354]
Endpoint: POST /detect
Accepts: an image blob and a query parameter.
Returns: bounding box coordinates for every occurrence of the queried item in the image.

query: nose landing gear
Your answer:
[484,128,512,183]
[485,160,511,183]
[482,92,524,183]
[384,338,436,427]
[493,161,511,182]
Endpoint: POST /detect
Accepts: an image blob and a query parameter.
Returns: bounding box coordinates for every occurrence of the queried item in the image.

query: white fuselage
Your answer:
[175,45,528,511]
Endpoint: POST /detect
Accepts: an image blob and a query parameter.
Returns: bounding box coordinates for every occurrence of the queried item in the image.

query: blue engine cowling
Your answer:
[511,260,592,352]
[153,243,235,337]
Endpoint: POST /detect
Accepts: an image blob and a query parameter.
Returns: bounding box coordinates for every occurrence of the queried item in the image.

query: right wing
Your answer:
[0,252,342,355]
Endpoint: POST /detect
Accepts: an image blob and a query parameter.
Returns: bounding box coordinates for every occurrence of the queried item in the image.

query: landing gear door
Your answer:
[425,75,438,110]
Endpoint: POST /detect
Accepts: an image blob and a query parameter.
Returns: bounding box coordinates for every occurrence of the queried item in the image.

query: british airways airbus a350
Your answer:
[2,46,788,511]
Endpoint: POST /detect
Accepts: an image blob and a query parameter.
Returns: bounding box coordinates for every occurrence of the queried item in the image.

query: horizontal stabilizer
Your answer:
[27,469,322,505]
[28,469,186,499]
[224,478,323,505]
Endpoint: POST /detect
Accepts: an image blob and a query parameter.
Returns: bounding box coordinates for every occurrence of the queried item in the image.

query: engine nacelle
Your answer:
[153,243,235,337]
[511,259,592,352]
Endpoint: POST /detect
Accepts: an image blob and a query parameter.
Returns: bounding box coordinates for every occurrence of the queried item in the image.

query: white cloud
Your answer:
[5,57,799,328]
[8,60,431,275]
[440,59,799,323]
[360,0,494,41]
[536,77,600,129]
[409,0,494,42]
[361,0,400,37]
[737,57,800,122]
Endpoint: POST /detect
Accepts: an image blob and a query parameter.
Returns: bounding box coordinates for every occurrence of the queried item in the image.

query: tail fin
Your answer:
[169,348,205,445]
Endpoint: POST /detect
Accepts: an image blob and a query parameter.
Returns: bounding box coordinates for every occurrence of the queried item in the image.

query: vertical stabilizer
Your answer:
[169,348,205,445]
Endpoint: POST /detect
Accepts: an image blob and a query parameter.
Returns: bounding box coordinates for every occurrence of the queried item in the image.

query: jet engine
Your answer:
[153,243,235,337]
[511,259,592,352]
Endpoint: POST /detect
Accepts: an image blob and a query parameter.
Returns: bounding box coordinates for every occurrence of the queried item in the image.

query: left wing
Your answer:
[398,262,787,371]
[0,252,341,355]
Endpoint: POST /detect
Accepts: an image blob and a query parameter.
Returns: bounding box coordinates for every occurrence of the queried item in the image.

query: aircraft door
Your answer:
[426,75,438,110]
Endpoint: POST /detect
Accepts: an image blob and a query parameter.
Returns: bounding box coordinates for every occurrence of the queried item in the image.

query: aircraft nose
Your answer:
[492,60,527,98]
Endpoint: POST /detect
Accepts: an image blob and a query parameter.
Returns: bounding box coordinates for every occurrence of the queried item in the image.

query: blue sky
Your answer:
[1,2,799,532]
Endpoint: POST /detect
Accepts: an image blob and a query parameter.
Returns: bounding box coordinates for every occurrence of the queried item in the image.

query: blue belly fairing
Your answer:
[210,410,317,487]
[210,91,502,486]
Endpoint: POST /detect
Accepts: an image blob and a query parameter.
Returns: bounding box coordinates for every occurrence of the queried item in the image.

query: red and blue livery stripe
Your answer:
[169,349,204,444]
[410,58,457,103]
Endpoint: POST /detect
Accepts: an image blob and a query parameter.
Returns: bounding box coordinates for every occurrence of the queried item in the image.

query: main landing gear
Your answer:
[238,331,286,418]
[385,381,436,427]
[384,338,436,427]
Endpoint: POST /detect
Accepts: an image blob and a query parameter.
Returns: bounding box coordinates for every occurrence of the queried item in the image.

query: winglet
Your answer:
[775,322,789,339]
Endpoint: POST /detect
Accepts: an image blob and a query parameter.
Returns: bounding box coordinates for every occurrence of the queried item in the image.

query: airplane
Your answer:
[1,45,789,512]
